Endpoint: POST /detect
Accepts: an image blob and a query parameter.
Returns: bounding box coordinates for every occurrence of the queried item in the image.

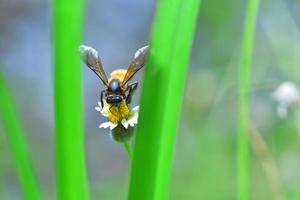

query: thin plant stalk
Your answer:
[124,142,133,161]
[237,0,260,199]
[0,71,42,200]
[52,0,89,199]
[128,0,201,199]
[249,124,285,200]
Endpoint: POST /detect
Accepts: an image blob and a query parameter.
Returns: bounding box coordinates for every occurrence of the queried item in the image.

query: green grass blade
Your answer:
[237,0,260,199]
[128,0,201,199]
[52,0,89,199]
[0,71,42,200]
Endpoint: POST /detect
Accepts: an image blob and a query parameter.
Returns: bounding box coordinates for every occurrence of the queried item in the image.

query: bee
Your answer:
[79,45,148,111]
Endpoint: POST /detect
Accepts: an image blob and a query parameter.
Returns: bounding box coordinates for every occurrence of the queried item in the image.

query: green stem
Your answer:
[128,0,200,199]
[52,0,89,199]
[0,71,42,200]
[124,142,133,161]
[237,0,260,200]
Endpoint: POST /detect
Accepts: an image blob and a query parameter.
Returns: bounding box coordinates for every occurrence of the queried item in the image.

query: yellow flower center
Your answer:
[107,99,130,124]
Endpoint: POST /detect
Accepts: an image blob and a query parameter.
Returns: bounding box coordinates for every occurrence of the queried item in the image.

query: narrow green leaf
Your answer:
[52,0,89,199]
[128,0,201,200]
[0,71,42,200]
[237,0,260,200]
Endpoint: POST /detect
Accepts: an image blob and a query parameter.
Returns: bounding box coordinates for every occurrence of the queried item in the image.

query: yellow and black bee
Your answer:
[79,45,148,123]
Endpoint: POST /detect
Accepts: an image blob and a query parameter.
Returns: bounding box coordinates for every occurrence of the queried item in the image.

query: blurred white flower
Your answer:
[95,101,139,130]
[272,81,300,118]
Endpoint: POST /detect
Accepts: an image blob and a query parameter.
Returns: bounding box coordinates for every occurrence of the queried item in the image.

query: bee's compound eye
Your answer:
[106,95,123,104]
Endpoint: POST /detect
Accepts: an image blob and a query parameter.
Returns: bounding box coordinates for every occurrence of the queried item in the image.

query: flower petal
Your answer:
[110,123,118,130]
[132,115,138,124]
[99,122,112,129]
[127,113,138,127]
[99,100,111,117]
[121,119,129,129]
[128,121,135,127]
[101,109,109,117]
[99,121,117,130]
[95,106,101,112]
[132,106,140,112]
[124,105,139,127]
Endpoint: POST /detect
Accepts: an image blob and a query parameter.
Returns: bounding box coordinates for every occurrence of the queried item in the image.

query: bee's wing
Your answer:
[122,45,149,85]
[79,45,109,86]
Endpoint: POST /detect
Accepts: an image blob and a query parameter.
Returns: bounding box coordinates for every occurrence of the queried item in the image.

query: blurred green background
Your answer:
[1,0,300,199]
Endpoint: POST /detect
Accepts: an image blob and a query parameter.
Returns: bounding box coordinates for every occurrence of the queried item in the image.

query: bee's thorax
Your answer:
[108,79,121,93]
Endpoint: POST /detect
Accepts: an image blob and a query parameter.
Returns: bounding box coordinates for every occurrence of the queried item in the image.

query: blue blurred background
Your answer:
[1,0,300,199]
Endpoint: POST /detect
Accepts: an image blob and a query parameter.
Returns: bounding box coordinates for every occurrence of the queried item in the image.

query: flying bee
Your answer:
[79,45,148,112]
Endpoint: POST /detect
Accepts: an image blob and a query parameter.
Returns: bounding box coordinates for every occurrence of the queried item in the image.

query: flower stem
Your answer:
[124,142,133,161]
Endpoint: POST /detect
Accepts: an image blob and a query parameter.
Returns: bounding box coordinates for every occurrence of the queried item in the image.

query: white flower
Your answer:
[272,81,300,118]
[95,101,109,117]
[95,100,139,130]
[120,106,139,128]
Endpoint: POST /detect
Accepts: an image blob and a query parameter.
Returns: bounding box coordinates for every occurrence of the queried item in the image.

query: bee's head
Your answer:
[106,79,123,104]
[108,79,121,93]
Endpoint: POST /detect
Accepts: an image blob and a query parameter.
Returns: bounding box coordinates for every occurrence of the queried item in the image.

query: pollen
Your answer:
[107,99,130,124]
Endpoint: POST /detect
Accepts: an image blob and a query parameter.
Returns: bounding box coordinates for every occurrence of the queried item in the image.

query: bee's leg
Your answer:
[108,105,119,120]
[109,105,113,114]
[126,82,138,105]
[100,90,105,109]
